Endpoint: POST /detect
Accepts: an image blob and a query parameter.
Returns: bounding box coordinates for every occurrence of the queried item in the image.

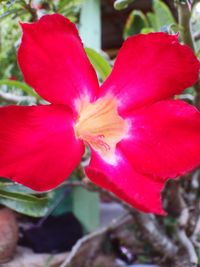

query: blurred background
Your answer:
[0,0,200,266]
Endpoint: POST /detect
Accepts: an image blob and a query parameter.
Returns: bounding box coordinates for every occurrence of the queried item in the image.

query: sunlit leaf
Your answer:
[0,79,40,99]
[141,27,154,34]
[85,47,112,81]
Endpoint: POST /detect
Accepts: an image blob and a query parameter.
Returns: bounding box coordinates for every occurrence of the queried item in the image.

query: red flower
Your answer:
[0,14,200,214]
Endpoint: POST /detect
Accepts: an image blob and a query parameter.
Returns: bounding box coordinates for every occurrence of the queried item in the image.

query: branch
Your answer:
[134,213,178,258]
[177,229,198,266]
[175,1,200,109]
[188,169,200,204]
[194,81,200,110]
[176,1,200,109]
[194,31,200,42]
[60,213,132,267]
[177,188,198,267]
[191,216,200,248]
[63,180,178,259]
[21,0,38,21]
[177,1,194,50]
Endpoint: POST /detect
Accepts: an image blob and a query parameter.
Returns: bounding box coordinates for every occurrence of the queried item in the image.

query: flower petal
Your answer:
[18,14,99,111]
[100,33,199,113]
[0,104,84,191]
[119,100,200,178]
[85,149,165,214]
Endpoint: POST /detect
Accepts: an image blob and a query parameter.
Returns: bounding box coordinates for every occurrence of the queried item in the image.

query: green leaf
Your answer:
[197,49,200,59]
[0,8,23,20]
[0,179,38,194]
[141,27,154,34]
[0,179,50,217]
[0,189,50,217]
[0,79,40,99]
[5,0,16,7]
[85,48,111,81]
[114,0,134,10]
[123,10,149,39]
[153,0,176,31]
[72,187,99,232]
[146,12,158,31]
[50,187,73,217]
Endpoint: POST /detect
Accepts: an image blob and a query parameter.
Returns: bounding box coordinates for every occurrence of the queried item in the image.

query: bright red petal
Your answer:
[100,33,199,113]
[85,149,165,214]
[18,14,99,111]
[0,105,84,191]
[119,100,200,178]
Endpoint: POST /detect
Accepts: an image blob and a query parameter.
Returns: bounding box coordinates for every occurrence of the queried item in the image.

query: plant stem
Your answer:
[177,1,194,49]
[176,1,200,109]
[21,0,38,21]
[63,180,178,259]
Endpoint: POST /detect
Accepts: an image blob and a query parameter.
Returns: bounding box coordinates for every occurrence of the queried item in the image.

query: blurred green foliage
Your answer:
[123,0,200,56]
[123,0,177,39]
[0,0,83,80]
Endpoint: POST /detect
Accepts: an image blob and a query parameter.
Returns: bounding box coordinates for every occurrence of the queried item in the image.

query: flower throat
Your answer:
[75,94,128,163]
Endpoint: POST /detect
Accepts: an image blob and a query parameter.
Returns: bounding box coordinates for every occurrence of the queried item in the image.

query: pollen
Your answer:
[74,94,129,163]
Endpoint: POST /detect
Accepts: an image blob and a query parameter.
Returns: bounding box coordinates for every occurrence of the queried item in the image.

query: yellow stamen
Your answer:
[75,94,128,163]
